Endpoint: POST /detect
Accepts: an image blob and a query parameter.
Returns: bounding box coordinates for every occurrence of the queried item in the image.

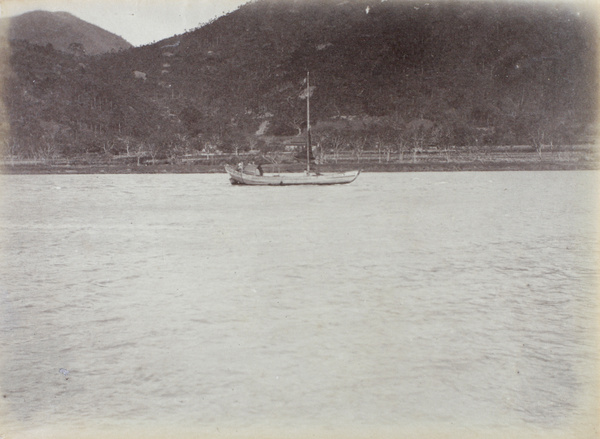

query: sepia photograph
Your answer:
[0,0,598,437]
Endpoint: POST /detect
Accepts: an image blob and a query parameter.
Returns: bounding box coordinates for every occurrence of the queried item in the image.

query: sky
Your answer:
[0,0,251,46]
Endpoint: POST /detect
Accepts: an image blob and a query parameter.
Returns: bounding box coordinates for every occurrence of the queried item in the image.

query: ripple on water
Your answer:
[0,171,598,435]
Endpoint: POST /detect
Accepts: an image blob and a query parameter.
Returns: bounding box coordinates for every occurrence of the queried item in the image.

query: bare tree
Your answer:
[34,140,58,163]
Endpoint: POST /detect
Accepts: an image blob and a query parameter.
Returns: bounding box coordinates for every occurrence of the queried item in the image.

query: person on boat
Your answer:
[257,164,263,176]
[236,162,244,172]
[246,161,262,176]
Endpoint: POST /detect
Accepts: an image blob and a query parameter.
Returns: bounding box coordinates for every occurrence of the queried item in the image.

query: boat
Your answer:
[225,164,360,186]
[225,72,360,186]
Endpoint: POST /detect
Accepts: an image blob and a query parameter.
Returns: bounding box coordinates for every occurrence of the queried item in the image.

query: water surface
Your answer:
[0,171,598,438]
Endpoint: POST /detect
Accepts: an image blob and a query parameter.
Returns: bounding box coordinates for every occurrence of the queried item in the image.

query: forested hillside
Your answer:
[2,10,132,55]
[3,0,597,162]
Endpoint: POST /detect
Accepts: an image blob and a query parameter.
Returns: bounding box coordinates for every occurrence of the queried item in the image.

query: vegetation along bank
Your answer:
[1,1,597,170]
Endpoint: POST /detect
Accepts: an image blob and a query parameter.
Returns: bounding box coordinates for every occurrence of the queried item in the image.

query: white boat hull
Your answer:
[225,165,360,186]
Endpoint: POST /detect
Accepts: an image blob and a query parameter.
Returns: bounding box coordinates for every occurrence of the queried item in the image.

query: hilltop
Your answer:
[2,0,597,166]
[2,10,132,55]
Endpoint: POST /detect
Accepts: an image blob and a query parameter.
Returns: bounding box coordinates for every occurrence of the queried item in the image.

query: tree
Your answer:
[313,129,347,163]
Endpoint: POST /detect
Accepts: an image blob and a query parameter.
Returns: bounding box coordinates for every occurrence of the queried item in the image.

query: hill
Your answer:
[2,10,132,55]
[2,0,597,163]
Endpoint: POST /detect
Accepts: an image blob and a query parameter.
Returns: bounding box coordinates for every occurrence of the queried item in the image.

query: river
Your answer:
[0,171,598,438]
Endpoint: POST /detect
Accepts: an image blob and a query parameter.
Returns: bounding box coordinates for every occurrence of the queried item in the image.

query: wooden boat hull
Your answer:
[225,165,360,186]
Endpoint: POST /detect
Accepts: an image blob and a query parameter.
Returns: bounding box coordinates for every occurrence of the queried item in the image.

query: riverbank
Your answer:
[2,160,597,174]
[1,147,598,174]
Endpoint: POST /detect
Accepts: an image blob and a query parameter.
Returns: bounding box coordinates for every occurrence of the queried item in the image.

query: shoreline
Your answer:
[1,160,598,174]
[2,147,598,174]
[0,154,600,175]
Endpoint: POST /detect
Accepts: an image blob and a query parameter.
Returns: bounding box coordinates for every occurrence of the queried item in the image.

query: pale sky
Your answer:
[0,0,251,46]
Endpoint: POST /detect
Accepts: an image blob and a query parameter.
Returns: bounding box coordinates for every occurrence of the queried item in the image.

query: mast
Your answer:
[306,71,311,173]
